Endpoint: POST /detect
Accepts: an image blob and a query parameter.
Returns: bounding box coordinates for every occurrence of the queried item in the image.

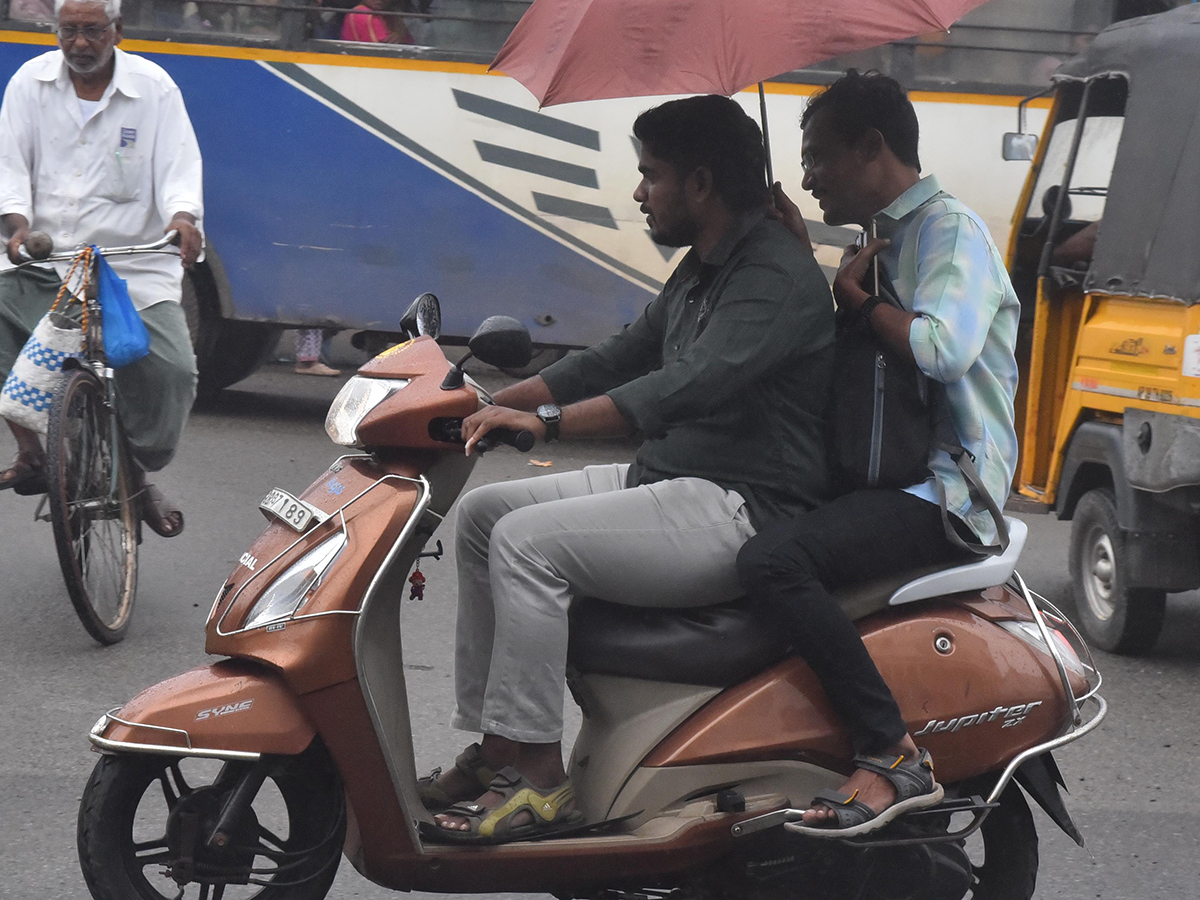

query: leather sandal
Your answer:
[423,767,582,845]
[140,483,184,538]
[0,449,47,496]
[785,748,944,839]
[417,742,498,811]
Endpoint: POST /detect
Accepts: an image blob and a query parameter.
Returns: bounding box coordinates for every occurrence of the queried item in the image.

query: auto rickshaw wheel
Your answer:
[1068,488,1166,655]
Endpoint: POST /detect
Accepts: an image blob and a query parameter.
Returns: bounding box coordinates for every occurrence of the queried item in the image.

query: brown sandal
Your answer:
[140,483,184,538]
[0,449,47,495]
[417,743,498,811]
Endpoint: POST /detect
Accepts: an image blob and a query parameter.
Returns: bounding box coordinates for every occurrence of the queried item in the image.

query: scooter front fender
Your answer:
[89,659,315,761]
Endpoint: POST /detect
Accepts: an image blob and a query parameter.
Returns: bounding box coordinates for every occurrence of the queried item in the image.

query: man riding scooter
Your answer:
[420,95,838,842]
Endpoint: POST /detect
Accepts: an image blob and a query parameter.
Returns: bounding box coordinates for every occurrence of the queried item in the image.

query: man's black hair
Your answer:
[801,70,921,172]
[632,95,769,212]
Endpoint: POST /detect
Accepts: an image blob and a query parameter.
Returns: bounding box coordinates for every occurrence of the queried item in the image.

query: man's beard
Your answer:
[648,215,699,248]
[65,48,112,76]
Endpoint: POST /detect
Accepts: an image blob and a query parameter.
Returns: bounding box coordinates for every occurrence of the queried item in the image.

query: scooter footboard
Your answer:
[89,659,315,761]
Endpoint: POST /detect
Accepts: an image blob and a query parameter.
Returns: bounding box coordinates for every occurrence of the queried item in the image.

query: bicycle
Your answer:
[14,232,179,644]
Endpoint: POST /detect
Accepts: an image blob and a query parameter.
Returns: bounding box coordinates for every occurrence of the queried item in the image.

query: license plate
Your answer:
[259,488,317,532]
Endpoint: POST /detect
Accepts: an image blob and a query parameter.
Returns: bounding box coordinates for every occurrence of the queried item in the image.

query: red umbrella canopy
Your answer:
[492,0,991,106]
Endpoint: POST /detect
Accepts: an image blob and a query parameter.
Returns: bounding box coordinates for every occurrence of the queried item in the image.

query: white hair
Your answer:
[54,0,122,19]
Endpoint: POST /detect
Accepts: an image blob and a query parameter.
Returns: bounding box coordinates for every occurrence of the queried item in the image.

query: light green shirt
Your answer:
[876,176,1020,543]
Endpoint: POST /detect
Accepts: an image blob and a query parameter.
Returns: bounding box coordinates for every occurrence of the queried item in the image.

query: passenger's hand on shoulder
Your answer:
[768,182,812,251]
[167,216,202,269]
[461,404,544,456]
[832,238,890,312]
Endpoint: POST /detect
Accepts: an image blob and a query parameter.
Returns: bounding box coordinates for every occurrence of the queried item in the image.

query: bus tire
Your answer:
[1068,487,1166,654]
[181,251,281,397]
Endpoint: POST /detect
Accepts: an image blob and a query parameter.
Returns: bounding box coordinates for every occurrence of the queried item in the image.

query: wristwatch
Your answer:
[536,403,562,442]
[858,294,885,327]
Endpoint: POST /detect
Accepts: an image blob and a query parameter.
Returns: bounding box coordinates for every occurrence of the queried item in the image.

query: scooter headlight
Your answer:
[325,377,410,447]
[243,531,347,630]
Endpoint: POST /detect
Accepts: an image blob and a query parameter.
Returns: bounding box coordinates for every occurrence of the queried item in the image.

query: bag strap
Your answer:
[933,440,1010,557]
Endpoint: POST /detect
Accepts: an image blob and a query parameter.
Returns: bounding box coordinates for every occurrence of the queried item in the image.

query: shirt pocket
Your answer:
[99,146,143,203]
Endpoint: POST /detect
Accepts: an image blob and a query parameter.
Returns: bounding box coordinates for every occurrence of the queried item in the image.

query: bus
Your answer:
[0,0,1159,390]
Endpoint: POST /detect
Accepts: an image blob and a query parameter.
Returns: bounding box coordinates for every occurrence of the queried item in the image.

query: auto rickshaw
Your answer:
[1003,5,1200,654]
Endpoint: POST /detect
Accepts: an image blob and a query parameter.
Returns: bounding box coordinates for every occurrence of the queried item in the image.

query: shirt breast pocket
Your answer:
[99,147,143,203]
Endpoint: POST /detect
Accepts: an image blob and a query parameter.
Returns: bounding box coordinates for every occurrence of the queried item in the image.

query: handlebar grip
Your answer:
[486,427,536,453]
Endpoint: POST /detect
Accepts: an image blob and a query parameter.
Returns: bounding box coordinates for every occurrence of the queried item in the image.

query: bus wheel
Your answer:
[181,250,282,397]
[1069,487,1166,655]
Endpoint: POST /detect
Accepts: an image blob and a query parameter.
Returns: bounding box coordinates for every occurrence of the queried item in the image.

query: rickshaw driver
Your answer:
[424,95,837,842]
[0,0,203,537]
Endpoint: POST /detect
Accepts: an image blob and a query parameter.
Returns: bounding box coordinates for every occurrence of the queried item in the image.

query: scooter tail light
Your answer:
[243,531,348,630]
[997,619,1089,679]
[325,377,410,446]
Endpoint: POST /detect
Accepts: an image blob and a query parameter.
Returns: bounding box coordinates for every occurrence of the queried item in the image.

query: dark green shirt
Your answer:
[540,213,835,527]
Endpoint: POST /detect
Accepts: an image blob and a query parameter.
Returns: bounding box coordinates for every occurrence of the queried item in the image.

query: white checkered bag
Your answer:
[0,312,83,434]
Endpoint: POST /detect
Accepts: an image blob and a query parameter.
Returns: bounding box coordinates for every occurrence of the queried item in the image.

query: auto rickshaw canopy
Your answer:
[1055,5,1200,305]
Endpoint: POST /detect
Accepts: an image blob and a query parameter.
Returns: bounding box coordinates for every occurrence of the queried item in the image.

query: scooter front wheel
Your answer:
[77,744,344,900]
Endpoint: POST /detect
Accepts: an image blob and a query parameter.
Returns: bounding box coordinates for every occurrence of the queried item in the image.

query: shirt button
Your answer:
[75,171,82,177]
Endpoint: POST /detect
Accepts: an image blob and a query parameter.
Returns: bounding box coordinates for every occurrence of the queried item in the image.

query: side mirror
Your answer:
[1002,132,1038,161]
[399,292,442,340]
[468,316,533,369]
[441,315,533,390]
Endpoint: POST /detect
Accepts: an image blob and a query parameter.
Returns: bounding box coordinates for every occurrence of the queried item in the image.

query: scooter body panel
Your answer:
[645,597,1075,784]
[92,659,315,757]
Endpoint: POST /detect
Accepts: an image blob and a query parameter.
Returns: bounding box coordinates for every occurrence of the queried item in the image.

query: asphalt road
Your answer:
[1,361,1198,899]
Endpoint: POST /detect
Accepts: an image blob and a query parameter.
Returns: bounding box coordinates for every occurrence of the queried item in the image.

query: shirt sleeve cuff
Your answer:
[539,355,587,405]
[607,380,664,437]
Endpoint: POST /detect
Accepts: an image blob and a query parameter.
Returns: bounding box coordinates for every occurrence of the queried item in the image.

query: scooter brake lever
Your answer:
[730,808,804,837]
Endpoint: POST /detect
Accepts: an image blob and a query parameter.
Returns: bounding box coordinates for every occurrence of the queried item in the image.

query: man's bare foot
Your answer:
[802,734,920,826]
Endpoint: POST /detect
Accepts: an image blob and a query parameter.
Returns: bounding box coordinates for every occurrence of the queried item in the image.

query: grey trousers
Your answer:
[452,463,757,743]
[0,267,197,472]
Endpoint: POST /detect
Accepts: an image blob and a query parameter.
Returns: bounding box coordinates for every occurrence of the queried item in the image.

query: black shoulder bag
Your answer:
[828,246,1010,556]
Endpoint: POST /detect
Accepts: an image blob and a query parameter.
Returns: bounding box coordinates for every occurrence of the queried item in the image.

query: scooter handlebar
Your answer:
[429,418,535,453]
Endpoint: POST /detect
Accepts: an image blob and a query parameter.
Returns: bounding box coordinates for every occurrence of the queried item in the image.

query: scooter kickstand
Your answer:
[731,808,805,837]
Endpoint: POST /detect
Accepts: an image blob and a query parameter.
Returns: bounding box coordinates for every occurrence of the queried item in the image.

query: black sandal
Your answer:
[140,483,184,538]
[786,749,944,838]
[0,449,47,496]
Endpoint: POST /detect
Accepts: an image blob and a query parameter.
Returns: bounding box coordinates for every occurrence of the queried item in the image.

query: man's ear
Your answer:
[859,128,886,162]
[688,166,715,204]
[113,16,123,44]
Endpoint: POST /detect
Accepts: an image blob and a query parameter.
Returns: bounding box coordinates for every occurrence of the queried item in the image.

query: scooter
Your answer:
[77,295,1106,900]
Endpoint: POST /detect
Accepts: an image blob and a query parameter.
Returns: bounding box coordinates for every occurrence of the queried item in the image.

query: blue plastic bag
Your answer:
[93,247,150,368]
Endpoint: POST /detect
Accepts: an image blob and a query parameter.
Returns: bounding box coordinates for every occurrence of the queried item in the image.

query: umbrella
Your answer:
[491,0,992,180]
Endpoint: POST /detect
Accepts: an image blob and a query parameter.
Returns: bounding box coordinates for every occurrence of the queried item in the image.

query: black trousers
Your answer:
[736,489,976,756]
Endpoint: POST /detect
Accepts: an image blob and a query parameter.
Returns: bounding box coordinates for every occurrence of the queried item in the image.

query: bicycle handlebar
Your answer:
[15,230,180,267]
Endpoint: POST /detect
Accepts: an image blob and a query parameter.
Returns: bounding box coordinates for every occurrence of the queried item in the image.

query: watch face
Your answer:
[537,404,561,422]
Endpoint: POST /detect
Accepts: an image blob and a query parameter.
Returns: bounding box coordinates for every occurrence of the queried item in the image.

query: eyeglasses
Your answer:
[57,22,114,42]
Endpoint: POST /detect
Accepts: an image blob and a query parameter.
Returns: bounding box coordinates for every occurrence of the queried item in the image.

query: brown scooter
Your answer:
[77,296,1105,900]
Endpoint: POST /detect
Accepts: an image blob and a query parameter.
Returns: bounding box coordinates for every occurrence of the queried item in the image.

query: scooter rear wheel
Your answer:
[77,745,344,900]
[965,782,1038,900]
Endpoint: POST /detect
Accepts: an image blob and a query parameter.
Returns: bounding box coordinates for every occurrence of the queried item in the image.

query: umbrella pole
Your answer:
[758,82,774,186]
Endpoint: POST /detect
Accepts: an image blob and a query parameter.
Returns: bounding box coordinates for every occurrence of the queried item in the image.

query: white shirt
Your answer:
[0,48,203,309]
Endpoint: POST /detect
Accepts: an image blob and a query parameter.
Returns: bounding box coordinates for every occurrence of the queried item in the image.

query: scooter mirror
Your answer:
[467,316,533,370]
[399,292,442,341]
[1002,132,1037,161]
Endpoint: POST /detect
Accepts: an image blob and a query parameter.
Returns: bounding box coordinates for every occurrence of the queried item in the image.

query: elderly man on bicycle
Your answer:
[0,0,203,537]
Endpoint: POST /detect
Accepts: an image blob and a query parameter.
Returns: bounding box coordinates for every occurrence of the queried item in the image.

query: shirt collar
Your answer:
[876,174,943,224]
[698,208,767,268]
[35,48,140,99]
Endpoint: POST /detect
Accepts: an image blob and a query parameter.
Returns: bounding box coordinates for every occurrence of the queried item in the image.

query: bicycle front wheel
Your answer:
[46,368,138,644]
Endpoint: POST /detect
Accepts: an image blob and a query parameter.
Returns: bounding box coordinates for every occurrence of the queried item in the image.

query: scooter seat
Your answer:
[567,599,788,688]
[567,519,1028,687]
